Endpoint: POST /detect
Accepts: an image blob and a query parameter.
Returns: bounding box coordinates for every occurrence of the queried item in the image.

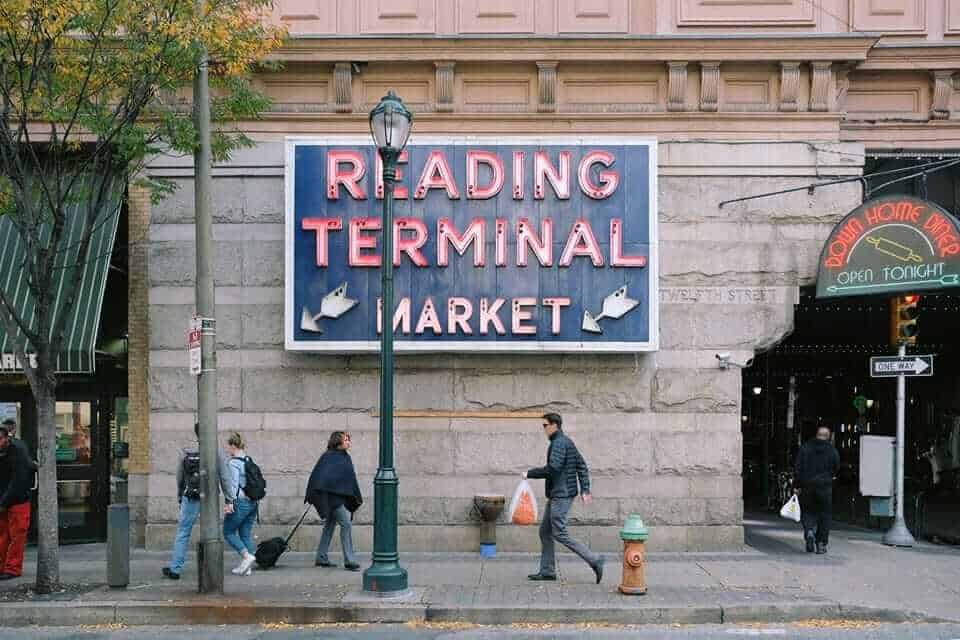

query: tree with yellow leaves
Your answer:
[0,0,283,593]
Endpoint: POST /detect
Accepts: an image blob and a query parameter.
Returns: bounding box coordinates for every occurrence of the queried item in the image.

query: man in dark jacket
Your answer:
[524,413,603,583]
[0,425,32,580]
[794,426,840,554]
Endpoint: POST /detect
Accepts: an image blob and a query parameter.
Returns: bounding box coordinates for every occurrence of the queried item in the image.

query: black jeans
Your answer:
[799,484,833,544]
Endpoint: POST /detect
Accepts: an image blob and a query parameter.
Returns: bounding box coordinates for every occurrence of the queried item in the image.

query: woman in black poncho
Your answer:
[305,431,363,570]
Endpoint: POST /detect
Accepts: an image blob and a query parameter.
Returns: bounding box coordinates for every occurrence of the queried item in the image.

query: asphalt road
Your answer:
[5,624,960,639]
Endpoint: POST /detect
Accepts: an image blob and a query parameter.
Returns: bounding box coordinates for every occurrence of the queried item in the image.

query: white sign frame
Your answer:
[284,135,659,354]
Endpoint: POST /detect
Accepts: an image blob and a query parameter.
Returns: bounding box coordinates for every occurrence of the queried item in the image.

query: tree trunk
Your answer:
[34,380,60,593]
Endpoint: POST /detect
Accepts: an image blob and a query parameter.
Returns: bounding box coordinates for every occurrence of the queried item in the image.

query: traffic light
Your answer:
[890,294,920,346]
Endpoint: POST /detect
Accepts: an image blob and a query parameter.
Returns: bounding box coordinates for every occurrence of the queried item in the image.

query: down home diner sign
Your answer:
[284,137,658,352]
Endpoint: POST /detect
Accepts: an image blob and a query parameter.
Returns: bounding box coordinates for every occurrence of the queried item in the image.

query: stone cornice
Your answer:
[859,44,960,70]
[841,119,960,150]
[272,34,878,64]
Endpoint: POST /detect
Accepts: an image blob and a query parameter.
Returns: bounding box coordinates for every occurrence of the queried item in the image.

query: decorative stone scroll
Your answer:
[931,70,954,120]
[435,61,455,112]
[810,61,832,112]
[779,62,800,112]
[700,62,720,112]
[667,62,688,112]
[334,62,352,113]
[537,61,558,113]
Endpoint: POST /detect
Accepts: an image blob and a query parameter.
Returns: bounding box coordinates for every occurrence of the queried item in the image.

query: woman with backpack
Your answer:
[223,432,260,576]
[305,431,362,571]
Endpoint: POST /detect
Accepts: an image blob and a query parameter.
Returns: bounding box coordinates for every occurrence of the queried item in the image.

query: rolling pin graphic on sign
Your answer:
[865,236,924,263]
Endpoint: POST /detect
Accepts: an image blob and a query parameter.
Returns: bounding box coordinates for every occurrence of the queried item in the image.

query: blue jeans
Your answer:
[168,498,201,573]
[223,498,258,556]
[315,505,356,565]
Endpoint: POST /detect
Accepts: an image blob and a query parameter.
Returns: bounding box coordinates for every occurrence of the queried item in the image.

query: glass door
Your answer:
[55,400,108,541]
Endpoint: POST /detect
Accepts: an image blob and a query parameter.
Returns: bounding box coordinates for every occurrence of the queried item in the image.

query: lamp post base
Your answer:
[882,517,916,547]
[362,561,409,594]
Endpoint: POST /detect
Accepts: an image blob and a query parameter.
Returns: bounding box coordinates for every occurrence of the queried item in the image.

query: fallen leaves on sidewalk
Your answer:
[78,624,127,631]
[793,620,881,629]
[404,620,479,630]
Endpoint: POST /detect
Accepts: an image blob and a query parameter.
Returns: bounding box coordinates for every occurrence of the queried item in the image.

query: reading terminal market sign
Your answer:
[284,137,658,352]
[816,194,960,299]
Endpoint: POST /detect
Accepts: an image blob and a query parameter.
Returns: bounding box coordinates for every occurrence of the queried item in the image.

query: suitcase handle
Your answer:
[285,505,312,546]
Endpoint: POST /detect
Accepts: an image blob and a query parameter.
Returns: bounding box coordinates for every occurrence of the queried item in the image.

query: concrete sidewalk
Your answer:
[1,515,957,627]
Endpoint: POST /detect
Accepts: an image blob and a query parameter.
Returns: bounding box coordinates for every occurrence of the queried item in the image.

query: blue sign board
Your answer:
[285,137,658,352]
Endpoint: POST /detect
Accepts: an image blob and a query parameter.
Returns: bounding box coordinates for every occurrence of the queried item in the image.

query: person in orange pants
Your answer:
[0,425,32,580]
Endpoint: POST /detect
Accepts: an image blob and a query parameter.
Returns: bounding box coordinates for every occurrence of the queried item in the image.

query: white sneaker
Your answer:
[231,562,246,575]
[237,553,256,575]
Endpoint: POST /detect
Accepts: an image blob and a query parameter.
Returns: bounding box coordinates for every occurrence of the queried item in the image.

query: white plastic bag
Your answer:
[780,494,801,523]
[508,479,539,525]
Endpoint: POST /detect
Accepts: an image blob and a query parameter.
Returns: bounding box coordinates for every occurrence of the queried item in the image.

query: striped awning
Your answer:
[0,191,121,374]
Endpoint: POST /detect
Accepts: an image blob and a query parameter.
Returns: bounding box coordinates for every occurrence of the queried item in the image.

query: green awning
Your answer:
[0,192,121,374]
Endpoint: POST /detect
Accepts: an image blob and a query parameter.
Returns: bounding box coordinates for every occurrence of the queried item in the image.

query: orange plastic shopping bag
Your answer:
[508,479,539,525]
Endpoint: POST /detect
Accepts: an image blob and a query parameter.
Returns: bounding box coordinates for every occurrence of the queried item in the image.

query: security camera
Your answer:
[716,352,753,370]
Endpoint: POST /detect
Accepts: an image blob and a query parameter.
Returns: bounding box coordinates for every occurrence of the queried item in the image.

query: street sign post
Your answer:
[868,347,930,548]
[870,355,933,377]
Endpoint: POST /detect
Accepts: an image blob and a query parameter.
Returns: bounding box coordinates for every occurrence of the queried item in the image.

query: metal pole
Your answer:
[362,150,408,595]
[883,343,915,547]
[193,10,223,591]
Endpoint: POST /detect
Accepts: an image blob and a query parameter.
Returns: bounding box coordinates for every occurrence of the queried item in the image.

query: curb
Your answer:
[0,601,941,627]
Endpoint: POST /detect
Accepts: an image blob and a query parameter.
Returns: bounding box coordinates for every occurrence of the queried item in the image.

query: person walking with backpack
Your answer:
[305,431,362,571]
[523,413,604,584]
[163,423,234,580]
[223,432,265,576]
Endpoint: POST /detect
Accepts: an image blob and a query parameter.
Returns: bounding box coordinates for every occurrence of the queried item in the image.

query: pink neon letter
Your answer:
[534,151,571,200]
[466,150,504,200]
[415,297,443,335]
[513,151,524,200]
[610,218,647,267]
[560,219,604,267]
[511,297,537,335]
[542,297,571,334]
[480,298,507,335]
[394,218,429,267]
[516,218,553,267]
[495,219,508,267]
[375,150,409,200]
[348,217,381,267]
[301,217,342,266]
[326,150,367,200]
[377,297,412,334]
[447,297,474,335]
[415,150,460,199]
[437,218,485,267]
[578,150,619,200]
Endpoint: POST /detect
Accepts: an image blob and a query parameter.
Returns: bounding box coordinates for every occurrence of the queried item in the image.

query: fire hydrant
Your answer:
[618,514,649,595]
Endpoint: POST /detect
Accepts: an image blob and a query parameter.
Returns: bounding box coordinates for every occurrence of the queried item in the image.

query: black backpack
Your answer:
[182,451,202,500]
[237,456,266,501]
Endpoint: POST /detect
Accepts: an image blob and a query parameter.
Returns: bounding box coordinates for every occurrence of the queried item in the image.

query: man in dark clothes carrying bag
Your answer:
[524,413,604,584]
[794,425,840,554]
[305,431,363,571]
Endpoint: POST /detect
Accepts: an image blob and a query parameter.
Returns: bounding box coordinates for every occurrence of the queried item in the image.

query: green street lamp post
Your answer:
[363,90,413,594]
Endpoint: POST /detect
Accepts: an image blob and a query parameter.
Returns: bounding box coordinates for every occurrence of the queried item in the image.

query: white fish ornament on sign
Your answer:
[582,285,639,334]
[300,283,358,333]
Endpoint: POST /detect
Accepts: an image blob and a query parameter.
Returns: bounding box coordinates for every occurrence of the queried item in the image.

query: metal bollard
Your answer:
[618,514,648,595]
[107,503,130,588]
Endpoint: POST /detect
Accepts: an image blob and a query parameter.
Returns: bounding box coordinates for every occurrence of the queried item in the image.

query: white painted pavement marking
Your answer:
[725,630,787,636]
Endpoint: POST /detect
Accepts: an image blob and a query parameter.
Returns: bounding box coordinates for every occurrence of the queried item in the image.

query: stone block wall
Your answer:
[136,140,863,552]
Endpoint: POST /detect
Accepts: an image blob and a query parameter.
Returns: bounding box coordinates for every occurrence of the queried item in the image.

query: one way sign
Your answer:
[870,355,934,378]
